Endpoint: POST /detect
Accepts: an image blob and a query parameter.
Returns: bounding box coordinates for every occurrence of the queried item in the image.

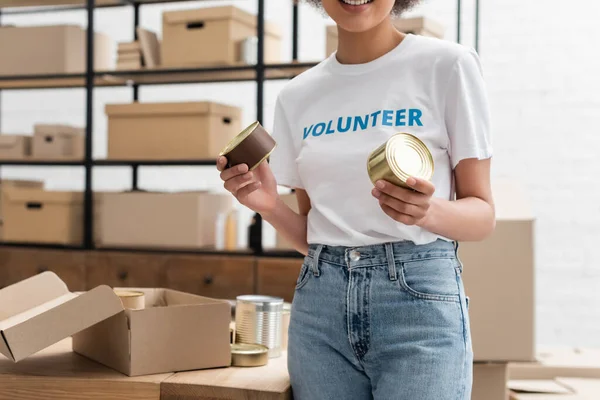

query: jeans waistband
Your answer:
[307,239,458,268]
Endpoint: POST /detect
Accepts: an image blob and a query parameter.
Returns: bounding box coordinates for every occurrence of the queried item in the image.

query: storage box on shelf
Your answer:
[0,135,32,159]
[95,191,233,250]
[116,40,143,70]
[32,124,84,159]
[0,271,232,377]
[459,179,536,362]
[105,101,241,160]
[161,5,282,67]
[0,179,44,240]
[326,16,445,57]
[2,186,84,245]
[0,24,113,76]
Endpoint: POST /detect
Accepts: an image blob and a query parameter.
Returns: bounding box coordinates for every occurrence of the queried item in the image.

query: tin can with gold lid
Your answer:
[367,133,434,189]
[231,343,269,367]
[219,121,276,171]
[113,289,145,310]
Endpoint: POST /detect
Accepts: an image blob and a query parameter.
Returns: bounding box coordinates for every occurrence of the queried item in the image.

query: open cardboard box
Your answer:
[0,272,231,376]
[509,378,600,399]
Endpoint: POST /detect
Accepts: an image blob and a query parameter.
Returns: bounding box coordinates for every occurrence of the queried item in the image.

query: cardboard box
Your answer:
[96,191,233,249]
[106,101,242,160]
[509,347,600,380]
[0,135,32,159]
[161,5,281,67]
[2,187,83,244]
[0,179,44,240]
[0,271,232,377]
[0,25,113,76]
[32,124,84,159]
[509,378,600,399]
[473,363,509,400]
[326,17,445,57]
[459,179,536,362]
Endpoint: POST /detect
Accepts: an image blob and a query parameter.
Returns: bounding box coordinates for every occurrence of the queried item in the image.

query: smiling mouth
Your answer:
[340,0,374,5]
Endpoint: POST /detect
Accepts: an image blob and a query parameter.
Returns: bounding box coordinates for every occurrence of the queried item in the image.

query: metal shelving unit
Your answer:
[0,0,477,258]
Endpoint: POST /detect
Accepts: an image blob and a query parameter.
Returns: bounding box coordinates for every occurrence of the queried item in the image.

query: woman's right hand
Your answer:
[217,156,279,215]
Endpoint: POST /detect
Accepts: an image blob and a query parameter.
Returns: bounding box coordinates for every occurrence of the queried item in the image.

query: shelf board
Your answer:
[0,63,319,90]
[0,241,84,250]
[94,159,217,166]
[0,159,84,166]
[94,246,254,257]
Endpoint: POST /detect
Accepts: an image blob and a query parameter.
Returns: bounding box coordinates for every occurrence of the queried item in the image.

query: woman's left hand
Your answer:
[371,177,436,227]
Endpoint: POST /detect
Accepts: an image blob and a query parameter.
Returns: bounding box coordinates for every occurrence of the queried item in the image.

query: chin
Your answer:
[323,0,393,32]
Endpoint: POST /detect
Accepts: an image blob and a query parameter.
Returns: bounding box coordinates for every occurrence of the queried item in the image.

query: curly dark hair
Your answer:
[304,0,423,17]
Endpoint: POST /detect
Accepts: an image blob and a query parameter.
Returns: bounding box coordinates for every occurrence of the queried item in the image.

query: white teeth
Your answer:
[341,0,372,5]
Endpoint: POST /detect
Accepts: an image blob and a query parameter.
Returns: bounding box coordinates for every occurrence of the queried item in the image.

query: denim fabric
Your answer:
[287,239,473,400]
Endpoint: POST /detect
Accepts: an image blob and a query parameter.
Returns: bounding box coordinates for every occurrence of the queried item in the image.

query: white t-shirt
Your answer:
[269,33,493,246]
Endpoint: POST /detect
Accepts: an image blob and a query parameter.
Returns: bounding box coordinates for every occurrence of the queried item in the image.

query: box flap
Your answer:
[0,272,68,321]
[557,378,600,397]
[4,188,83,205]
[0,285,123,362]
[0,179,44,191]
[509,380,574,394]
[105,101,241,118]
[33,124,82,135]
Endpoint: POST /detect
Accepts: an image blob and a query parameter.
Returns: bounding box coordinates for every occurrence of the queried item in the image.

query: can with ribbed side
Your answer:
[235,295,284,358]
[367,132,434,189]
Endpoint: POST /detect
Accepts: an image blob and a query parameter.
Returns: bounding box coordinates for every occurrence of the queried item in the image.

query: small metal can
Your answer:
[235,295,283,358]
[231,343,269,367]
[367,133,434,189]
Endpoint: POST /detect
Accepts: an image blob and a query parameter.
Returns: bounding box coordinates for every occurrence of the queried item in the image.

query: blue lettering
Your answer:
[382,110,393,126]
[303,125,314,139]
[353,115,369,131]
[409,109,423,126]
[325,120,335,134]
[337,117,351,133]
[313,122,326,136]
[395,109,406,126]
[370,110,381,127]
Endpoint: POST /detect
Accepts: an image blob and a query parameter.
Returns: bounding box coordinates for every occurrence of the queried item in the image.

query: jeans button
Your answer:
[350,250,361,261]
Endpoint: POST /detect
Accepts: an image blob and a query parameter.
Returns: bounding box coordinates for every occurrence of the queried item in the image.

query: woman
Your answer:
[217,0,495,398]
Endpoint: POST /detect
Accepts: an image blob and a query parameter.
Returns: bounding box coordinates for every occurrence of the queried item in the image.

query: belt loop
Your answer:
[453,241,464,273]
[311,244,323,277]
[385,243,397,281]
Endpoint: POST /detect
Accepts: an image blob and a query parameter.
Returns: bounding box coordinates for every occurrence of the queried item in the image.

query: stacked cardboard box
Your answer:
[0,179,44,239]
[464,179,536,399]
[116,41,142,70]
[0,124,84,160]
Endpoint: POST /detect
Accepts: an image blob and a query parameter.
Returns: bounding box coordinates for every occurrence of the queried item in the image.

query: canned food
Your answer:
[367,133,434,189]
[281,302,291,350]
[114,289,145,310]
[235,295,283,358]
[219,121,276,171]
[231,343,269,367]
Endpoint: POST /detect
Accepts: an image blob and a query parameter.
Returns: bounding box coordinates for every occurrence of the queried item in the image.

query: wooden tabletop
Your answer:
[0,339,292,400]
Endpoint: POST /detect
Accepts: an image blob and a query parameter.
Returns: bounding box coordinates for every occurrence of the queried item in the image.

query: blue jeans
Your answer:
[288,239,473,400]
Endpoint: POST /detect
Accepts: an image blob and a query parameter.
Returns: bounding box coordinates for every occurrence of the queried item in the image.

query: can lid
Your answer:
[219,121,259,157]
[386,133,434,184]
[231,343,269,355]
[236,295,284,305]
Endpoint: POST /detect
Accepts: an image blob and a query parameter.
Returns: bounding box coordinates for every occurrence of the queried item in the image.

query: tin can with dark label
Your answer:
[367,132,434,189]
[235,295,283,358]
[231,343,269,367]
[219,121,276,171]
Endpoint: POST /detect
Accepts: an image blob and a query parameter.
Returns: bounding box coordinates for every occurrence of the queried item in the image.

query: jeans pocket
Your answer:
[398,257,461,303]
[295,259,312,290]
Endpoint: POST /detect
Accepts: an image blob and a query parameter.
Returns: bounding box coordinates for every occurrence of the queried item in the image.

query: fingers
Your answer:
[216,156,227,172]
[236,181,262,200]
[405,177,435,196]
[380,204,419,226]
[374,180,429,206]
[223,171,255,194]
[219,162,248,181]
[372,189,429,220]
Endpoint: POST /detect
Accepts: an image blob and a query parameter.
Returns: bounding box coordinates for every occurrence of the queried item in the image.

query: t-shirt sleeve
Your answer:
[269,95,304,189]
[444,48,493,169]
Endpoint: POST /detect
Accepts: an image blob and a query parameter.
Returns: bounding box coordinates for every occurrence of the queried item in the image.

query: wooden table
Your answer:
[0,339,292,400]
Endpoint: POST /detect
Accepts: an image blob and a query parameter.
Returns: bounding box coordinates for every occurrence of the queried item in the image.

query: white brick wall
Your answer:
[2,0,599,347]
